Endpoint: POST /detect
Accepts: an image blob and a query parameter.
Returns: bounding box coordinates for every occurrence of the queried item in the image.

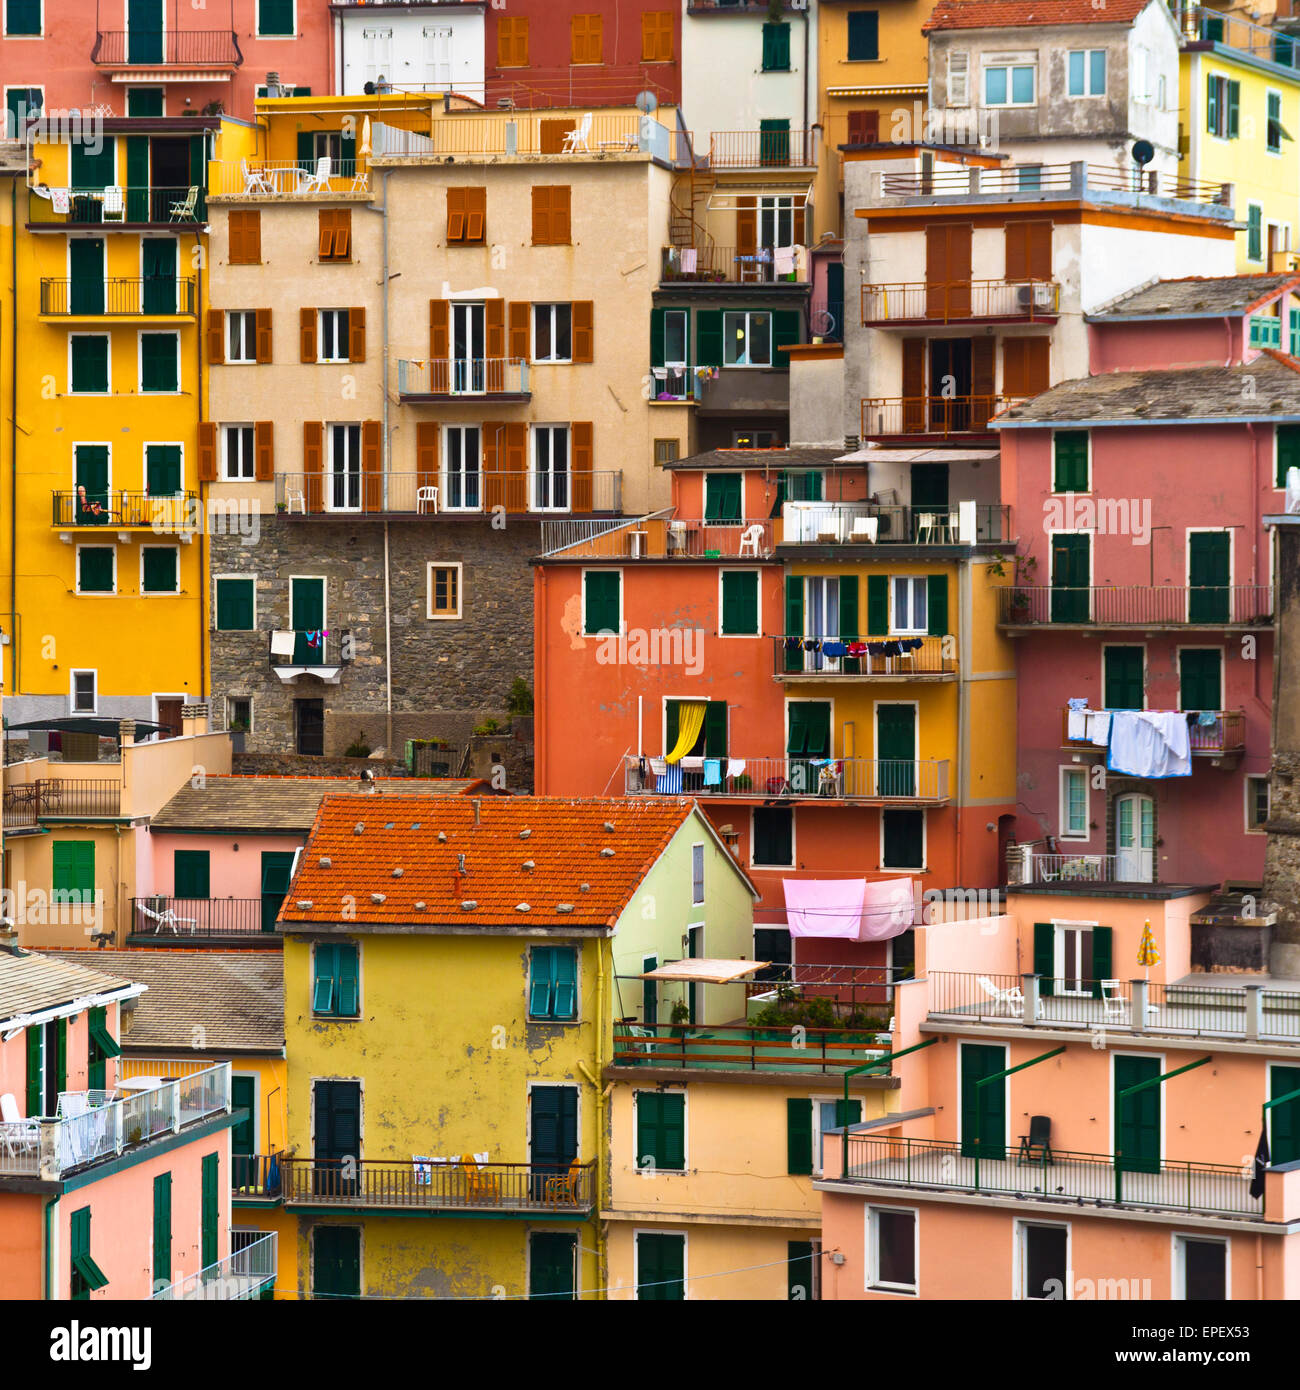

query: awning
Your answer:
[109,71,232,83]
[835,446,1000,465]
[272,666,344,686]
[636,959,768,985]
[4,716,172,738]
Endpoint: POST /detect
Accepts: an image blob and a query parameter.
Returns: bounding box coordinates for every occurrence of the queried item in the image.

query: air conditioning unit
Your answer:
[1016,283,1055,310]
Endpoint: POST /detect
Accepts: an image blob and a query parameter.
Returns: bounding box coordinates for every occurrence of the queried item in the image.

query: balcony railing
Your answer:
[1061,708,1246,756]
[780,500,1012,546]
[30,186,204,225]
[861,395,1020,439]
[275,470,622,516]
[1179,2,1300,71]
[269,631,336,669]
[281,1157,595,1212]
[153,1232,277,1302]
[861,280,1059,324]
[1000,584,1273,627]
[397,358,530,399]
[2,778,121,822]
[0,1064,230,1181]
[92,30,242,68]
[660,245,809,285]
[775,634,956,678]
[1009,851,1120,884]
[370,115,688,165]
[129,898,272,939]
[837,1133,1261,1218]
[879,162,1230,205]
[208,159,368,198]
[233,1153,283,1199]
[709,130,816,169]
[625,755,950,802]
[649,366,703,402]
[53,491,200,530]
[41,276,197,316]
[612,1023,890,1073]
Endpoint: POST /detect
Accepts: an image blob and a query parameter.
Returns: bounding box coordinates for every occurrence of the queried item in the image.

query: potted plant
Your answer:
[275,501,288,514]
[990,550,1038,619]
[732,773,753,792]
[669,999,691,1034]
[345,731,372,758]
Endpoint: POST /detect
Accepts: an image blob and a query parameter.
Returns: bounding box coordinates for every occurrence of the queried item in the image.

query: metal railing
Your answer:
[659,245,809,285]
[1022,852,1119,884]
[486,68,680,111]
[612,1023,889,1073]
[999,584,1273,626]
[1062,708,1246,755]
[709,129,816,169]
[269,631,335,668]
[1179,2,1300,71]
[31,186,204,225]
[275,469,622,516]
[625,755,950,801]
[281,1157,595,1211]
[92,29,242,66]
[370,114,686,163]
[862,280,1059,324]
[130,898,270,938]
[780,500,1012,545]
[53,490,200,530]
[233,1153,283,1199]
[775,634,956,677]
[0,1064,230,1180]
[839,1133,1261,1218]
[153,1231,277,1302]
[208,159,368,198]
[879,162,1230,204]
[41,276,196,316]
[397,358,530,398]
[649,366,703,401]
[861,395,1020,438]
[2,778,121,819]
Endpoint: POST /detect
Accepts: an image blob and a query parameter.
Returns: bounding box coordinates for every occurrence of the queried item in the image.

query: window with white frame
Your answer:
[1020,1222,1069,1300]
[443,425,481,510]
[227,311,257,364]
[691,844,705,904]
[1268,90,1287,155]
[533,304,572,363]
[1060,767,1088,840]
[327,423,362,511]
[71,670,97,713]
[723,311,772,367]
[867,1207,917,1294]
[1174,1235,1227,1300]
[223,424,255,480]
[1247,775,1270,832]
[758,196,797,251]
[1067,50,1105,97]
[891,576,928,634]
[319,309,351,364]
[1054,923,1094,995]
[984,61,1035,107]
[533,426,570,511]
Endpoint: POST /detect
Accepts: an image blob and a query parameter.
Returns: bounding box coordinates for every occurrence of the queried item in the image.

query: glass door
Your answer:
[444,426,481,510]
[452,302,485,394]
[328,424,362,512]
[1116,793,1154,882]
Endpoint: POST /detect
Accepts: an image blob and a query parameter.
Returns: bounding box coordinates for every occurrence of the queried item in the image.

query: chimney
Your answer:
[118,718,136,750]
[1263,512,1300,974]
[182,701,209,740]
[472,798,481,827]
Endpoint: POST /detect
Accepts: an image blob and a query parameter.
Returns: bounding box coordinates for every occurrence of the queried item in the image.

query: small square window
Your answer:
[312,941,360,1017]
[227,696,252,732]
[654,439,680,467]
[318,209,352,263]
[427,563,462,620]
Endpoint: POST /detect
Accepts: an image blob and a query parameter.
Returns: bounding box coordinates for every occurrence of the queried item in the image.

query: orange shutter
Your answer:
[255,308,272,363]
[552,186,571,244]
[447,187,465,243]
[229,209,260,265]
[1005,222,1029,280]
[902,338,926,432]
[300,307,317,363]
[539,120,569,154]
[482,420,503,510]
[349,305,367,363]
[508,301,530,361]
[430,299,449,390]
[207,309,224,365]
[486,298,505,359]
[499,16,528,67]
[642,12,672,62]
[198,421,217,482]
[465,186,486,243]
[1002,338,1027,397]
[303,422,324,512]
[1027,222,1053,282]
[1021,338,1050,396]
[504,422,528,513]
[362,419,383,512]
[572,301,594,363]
[416,421,439,491]
[531,185,551,242]
[972,337,996,418]
[254,421,274,481]
[572,421,593,511]
[737,196,756,257]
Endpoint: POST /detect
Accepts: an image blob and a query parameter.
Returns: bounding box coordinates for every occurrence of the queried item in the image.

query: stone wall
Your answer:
[231,751,409,778]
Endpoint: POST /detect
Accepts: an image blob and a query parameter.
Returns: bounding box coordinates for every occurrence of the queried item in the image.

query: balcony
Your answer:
[281,1157,595,1214]
[861,395,1020,442]
[0,1064,230,1182]
[709,130,816,170]
[29,186,204,227]
[625,755,950,803]
[153,1232,277,1302]
[1008,851,1120,885]
[775,634,957,681]
[208,160,370,199]
[1061,708,1246,759]
[649,367,704,403]
[40,276,197,318]
[370,114,689,167]
[877,162,1230,206]
[780,500,1012,547]
[269,631,346,685]
[92,29,242,72]
[275,470,623,517]
[233,1153,284,1200]
[128,897,276,943]
[1000,584,1273,629]
[3,778,122,827]
[861,279,1059,326]
[397,358,530,402]
[53,491,200,533]
[1181,2,1300,73]
[611,1022,889,1075]
[660,245,809,286]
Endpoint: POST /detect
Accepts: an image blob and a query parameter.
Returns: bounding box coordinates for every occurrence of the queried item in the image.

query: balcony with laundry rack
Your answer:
[1061,707,1246,769]
[774,634,957,682]
[623,754,950,804]
[660,245,811,288]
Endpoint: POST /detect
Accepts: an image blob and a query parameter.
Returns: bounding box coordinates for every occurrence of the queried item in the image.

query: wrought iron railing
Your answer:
[2,778,121,819]
[281,1157,595,1211]
[31,186,204,224]
[660,245,809,285]
[208,159,367,198]
[1000,584,1273,626]
[92,29,242,66]
[709,129,816,169]
[612,1023,890,1073]
[625,755,950,801]
[861,394,1021,438]
[41,276,196,316]
[275,469,621,516]
[53,490,200,529]
[1061,708,1246,755]
[130,898,270,938]
[233,1153,283,1199]
[397,358,530,398]
[775,634,956,677]
[862,279,1059,323]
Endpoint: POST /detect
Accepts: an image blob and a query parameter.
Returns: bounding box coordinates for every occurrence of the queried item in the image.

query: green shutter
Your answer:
[1179,649,1222,712]
[530,946,554,1016]
[927,574,948,637]
[637,1232,685,1300]
[530,1232,577,1300]
[583,570,620,634]
[788,1240,815,1299]
[1228,80,1240,138]
[1207,73,1218,133]
[86,1006,108,1088]
[1033,922,1054,996]
[1103,646,1144,710]
[70,1205,108,1298]
[341,132,357,169]
[835,1097,862,1128]
[705,474,740,520]
[638,1092,685,1171]
[867,574,889,635]
[1053,432,1089,492]
[337,943,360,1016]
[773,309,801,368]
[142,547,178,593]
[125,135,150,223]
[784,574,804,638]
[721,571,758,635]
[174,849,210,898]
[762,22,790,71]
[696,309,723,368]
[1271,1066,1300,1165]
[53,840,95,896]
[88,1009,120,1059]
[78,548,114,594]
[127,88,164,118]
[838,574,858,640]
[153,1173,172,1290]
[71,137,115,190]
[201,1153,219,1269]
[787,1097,813,1174]
[216,578,255,631]
[552,948,577,1019]
[54,1017,67,1093]
[312,943,336,1013]
[145,444,181,495]
[1090,925,1112,999]
[261,0,295,37]
[650,307,666,368]
[25,1025,42,1117]
[6,0,42,35]
[70,336,109,393]
[704,700,728,757]
[69,239,105,315]
[141,333,178,392]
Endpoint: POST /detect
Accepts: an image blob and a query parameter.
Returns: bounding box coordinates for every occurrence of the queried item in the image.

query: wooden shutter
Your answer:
[867,574,889,634]
[572,301,594,363]
[972,337,996,416]
[499,15,528,66]
[540,120,570,155]
[553,186,571,243]
[229,209,260,265]
[1090,927,1112,999]
[198,421,217,482]
[349,305,367,363]
[784,574,803,640]
[737,196,757,257]
[847,109,879,145]
[299,307,317,363]
[509,301,530,361]
[927,574,949,637]
[532,185,570,243]
[206,310,224,365]
[485,296,505,359]
[303,421,324,511]
[362,419,383,512]
[1033,923,1054,996]
[902,338,926,431]
[786,1098,813,1175]
[255,308,272,363]
[642,11,672,62]
[1027,222,1053,281]
[446,186,466,243]
[504,422,528,513]
[1021,338,1049,395]
[1005,222,1029,280]
[839,575,858,640]
[482,420,503,509]
[926,224,970,318]
[254,421,274,481]
[416,421,439,491]
[430,299,450,390]
[572,421,593,511]
[1002,338,1027,397]
[26,1026,41,1118]
[318,210,334,260]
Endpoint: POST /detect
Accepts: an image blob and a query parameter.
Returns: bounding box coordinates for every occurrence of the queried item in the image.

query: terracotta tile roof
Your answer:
[924,0,1150,30]
[663,446,850,472]
[281,796,719,931]
[0,947,137,1026]
[1090,273,1300,320]
[44,950,283,1053]
[150,774,487,834]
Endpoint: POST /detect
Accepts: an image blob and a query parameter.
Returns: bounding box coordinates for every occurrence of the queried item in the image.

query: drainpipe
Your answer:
[383,520,392,758]
[43,1195,55,1299]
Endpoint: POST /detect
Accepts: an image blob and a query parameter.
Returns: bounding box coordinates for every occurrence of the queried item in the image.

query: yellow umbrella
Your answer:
[1137,919,1160,975]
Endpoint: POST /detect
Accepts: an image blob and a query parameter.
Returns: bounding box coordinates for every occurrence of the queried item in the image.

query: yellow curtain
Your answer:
[666,702,706,764]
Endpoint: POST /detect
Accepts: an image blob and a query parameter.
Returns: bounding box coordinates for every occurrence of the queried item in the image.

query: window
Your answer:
[1017,164,1042,191]
[1053,431,1089,492]
[257,0,294,38]
[740,429,784,450]
[882,809,924,870]
[533,425,570,511]
[528,945,578,1020]
[76,547,114,595]
[867,1207,916,1293]
[5,85,41,139]
[1207,74,1240,138]
[752,806,794,867]
[1251,312,1282,347]
[229,209,261,265]
[5,0,41,36]
[847,11,879,61]
[52,841,94,911]
[224,424,255,480]
[948,49,970,105]
[498,15,529,67]
[1268,90,1287,154]
[1247,205,1264,263]
[1020,1223,1069,1300]
[847,109,879,145]
[1060,767,1088,839]
[1179,648,1222,712]
[127,87,163,118]
[1067,50,1106,96]
[720,570,760,636]
[704,473,742,522]
[635,1091,685,1172]
[215,577,255,631]
[70,1207,109,1301]
[723,311,772,367]
[145,444,181,496]
[227,311,257,364]
[70,335,109,394]
[327,423,362,510]
[891,576,928,634]
[318,209,352,263]
[571,13,602,65]
[1174,1235,1227,1301]
[227,696,252,731]
[532,186,572,246]
[71,670,96,713]
[1247,775,1270,832]
[582,569,621,635]
[1053,923,1096,994]
[812,1097,862,1175]
[1103,645,1144,709]
[140,332,179,392]
[984,63,1036,107]
[444,425,481,510]
[654,439,680,467]
[636,1232,684,1301]
[533,303,572,363]
[312,941,360,1017]
[642,11,673,63]
[663,309,688,369]
[427,563,462,620]
[762,21,790,72]
[319,310,351,363]
[692,844,705,904]
[446,186,486,245]
[1277,424,1300,487]
[141,547,179,594]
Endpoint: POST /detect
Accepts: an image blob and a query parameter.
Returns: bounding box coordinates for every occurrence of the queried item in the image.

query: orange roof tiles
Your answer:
[280,796,709,931]
[924,0,1150,31]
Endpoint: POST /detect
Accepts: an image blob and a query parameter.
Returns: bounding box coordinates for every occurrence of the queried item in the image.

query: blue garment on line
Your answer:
[702,758,722,786]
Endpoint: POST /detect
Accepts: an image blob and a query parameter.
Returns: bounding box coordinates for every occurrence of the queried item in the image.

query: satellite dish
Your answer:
[1132,139,1155,167]
[635,90,658,114]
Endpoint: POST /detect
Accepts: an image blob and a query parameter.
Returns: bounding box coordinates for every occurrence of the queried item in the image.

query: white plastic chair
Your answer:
[0,1092,40,1163]
[286,487,307,515]
[977,975,1024,1018]
[1101,978,1159,1023]
[101,186,124,222]
[562,113,593,154]
[241,159,274,195]
[849,515,878,543]
[297,156,332,194]
[737,523,765,557]
[135,900,198,935]
[416,486,439,515]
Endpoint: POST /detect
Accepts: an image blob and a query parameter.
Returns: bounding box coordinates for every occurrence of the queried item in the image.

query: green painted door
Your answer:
[637,1232,685,1300]
[69,239,105,315]
[960,1042,1006,1160]
[74,446,110,524]
[141,237,177,314]
[1115,1054,1161,1174]
[1271,1066,1300,1165]
[877,703,916,797]
[788,1240,816,1299]
[312,1226,361,1300]
[1103,646,1144,710]
[145,444,182,496]
[1188,533,1230,623]
[260,851,295,932]
[313,1079,361,1196]
[200,1152,219,1270]
[910,462,949,510]
[687,925,701,1024]
[291,577,325,665]
[1050,534,1090,622]
[530,1232,577,1300]
[530,1085,578,1193]
[128,0,164,64]
[152,1172,172,1291]
[1179,649,1222,713]
[231,1076,256,1189]
[787,700,831,794]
